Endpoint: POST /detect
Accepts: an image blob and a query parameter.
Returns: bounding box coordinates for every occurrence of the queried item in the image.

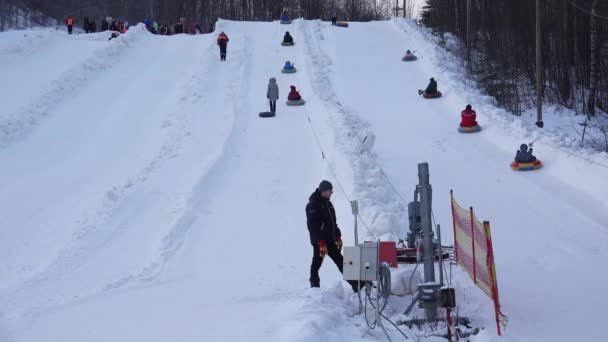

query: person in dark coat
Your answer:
[283,31,294,44]
[174,22,184,34]
[217,31,229,61]
[90,20,97,32]
[331,10,337,25]
[460,104,478,127]
[306,181,360,292]
[83,17,91,33]
[424,77,438,95]
[101,18,109,31]
[515,144,537,163]
[267,77,279,113]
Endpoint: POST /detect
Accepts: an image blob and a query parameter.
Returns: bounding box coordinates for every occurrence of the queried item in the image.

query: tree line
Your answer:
[1,0,397,32]
[421,0,608,118]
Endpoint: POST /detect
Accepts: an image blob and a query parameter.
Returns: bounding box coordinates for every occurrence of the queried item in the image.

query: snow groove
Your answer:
[300,20,406,240]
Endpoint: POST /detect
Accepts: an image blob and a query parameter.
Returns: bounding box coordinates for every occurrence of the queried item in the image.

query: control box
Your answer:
[343,242,378,281]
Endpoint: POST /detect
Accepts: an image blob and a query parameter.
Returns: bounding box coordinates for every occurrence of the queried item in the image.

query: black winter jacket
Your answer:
[306,189,342,245]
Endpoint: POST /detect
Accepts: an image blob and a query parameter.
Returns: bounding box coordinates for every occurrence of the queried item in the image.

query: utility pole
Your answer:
[466,0,471,65]
[588,0,599,116]
[535,0,544,127]
[454,0,459,34]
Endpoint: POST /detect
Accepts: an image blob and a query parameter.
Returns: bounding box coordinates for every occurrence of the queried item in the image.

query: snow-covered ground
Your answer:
[0,19,607,342]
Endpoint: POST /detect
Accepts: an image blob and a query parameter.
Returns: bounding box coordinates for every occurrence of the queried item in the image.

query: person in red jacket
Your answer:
[66,16,74,34]
[217,32,229,61]
[288,85,302,100]
[460,104,478,127]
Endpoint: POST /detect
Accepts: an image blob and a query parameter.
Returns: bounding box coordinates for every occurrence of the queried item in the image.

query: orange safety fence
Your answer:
[450,190,507,335]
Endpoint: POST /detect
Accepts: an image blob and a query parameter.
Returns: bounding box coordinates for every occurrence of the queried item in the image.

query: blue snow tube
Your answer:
[457,125,481,133]
[281,41,295,46]
[286,99,305,106]
[402,55,418,61]
[281,67,297,73]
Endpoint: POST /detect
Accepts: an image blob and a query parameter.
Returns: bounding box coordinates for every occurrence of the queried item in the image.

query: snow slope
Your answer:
[0,19,607,342]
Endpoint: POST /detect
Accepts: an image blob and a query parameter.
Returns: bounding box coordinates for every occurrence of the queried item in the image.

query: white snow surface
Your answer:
[0,19,607,342]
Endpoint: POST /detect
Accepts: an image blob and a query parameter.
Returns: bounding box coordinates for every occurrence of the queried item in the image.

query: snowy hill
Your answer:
[1,19,607,342]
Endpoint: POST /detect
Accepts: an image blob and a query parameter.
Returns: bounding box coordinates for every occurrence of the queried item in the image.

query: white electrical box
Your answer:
[343,242,378,281]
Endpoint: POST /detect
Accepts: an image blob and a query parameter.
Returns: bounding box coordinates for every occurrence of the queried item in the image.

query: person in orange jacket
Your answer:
[66,16,74,34]
[217,32,229,61]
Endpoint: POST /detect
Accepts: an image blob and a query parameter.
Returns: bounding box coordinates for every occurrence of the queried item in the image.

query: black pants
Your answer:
[220,46,227,61]
[269,100,276,113]
[310,242,362,292]
[68,25,73,34]
[310,241,343,287]
[332,17,337,25]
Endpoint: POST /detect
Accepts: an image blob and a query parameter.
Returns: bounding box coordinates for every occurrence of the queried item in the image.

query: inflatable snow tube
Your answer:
[281,67,297,74]
[336,22,349,27]
[281,42,295,46]
[511,160,543,171]
[457,125,481,133]
[259,112,276,118]
[423,91,442,99]
[402,55,418,61]
[286,99,305,106]
[280,20,292,25]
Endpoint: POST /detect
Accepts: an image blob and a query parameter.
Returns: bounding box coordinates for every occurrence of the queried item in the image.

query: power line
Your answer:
[567,0,608,21]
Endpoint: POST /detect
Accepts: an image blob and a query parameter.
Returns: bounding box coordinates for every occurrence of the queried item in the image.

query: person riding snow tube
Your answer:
[286,85,305,105]
[419,78,441,98]
[281,61,296,73]
[402,50,417,61]
[282,31,295,46]
[280,13,291,24]
[458,104,481,133]
[511,144,542,170]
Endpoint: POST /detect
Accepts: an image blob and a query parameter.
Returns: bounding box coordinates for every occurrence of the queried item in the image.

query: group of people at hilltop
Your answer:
[65,15,215,36]
[65,16,128,35]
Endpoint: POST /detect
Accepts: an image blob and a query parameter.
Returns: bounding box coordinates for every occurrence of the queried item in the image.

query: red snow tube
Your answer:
[336,22,349,27]
[511,160,543,171]
[423,91,442,99]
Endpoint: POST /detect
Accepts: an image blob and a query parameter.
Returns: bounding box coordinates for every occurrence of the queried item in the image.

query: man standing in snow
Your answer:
[217,31,229,61]
[306,180,359,292]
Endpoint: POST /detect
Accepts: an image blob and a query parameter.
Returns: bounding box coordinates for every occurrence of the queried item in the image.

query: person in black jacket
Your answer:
[306,180,359,292]
[283,31,294,44]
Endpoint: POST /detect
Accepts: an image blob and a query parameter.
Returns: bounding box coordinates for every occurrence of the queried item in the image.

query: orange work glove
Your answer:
[336,238,343,252]
[318,240,327,257]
